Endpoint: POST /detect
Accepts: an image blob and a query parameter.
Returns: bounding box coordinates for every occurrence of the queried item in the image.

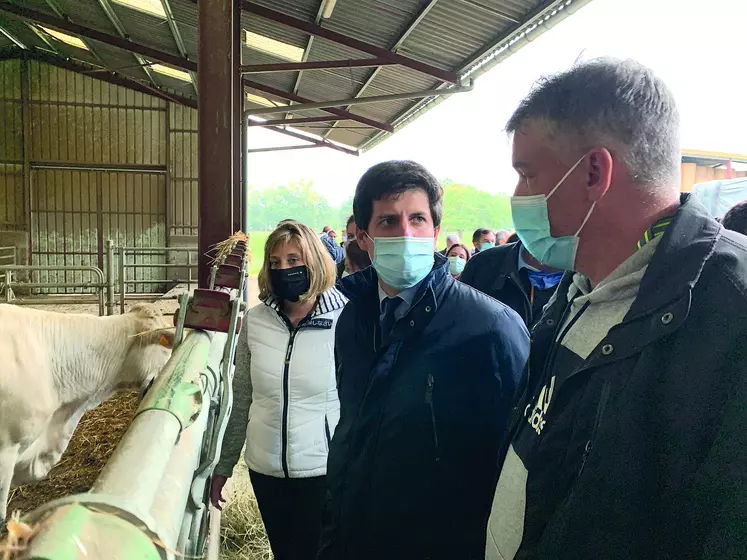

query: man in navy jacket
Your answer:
[318,160,529,560]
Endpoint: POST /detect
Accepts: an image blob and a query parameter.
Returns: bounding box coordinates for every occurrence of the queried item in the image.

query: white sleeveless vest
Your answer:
[243,287,347,478]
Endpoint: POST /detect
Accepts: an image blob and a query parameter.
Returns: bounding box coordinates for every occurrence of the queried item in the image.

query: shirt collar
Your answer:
[377,278,425,313]
[517,248,540,272]
[264,286,348,316]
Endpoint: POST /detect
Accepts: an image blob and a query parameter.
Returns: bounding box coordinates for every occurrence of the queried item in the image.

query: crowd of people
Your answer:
[211,58,747,560]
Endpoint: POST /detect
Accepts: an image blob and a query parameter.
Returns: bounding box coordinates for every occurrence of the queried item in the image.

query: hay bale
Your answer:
[6,391,140,517]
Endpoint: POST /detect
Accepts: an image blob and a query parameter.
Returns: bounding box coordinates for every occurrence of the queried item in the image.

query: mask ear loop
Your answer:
[575,201,597,236]
[547,153,588,199]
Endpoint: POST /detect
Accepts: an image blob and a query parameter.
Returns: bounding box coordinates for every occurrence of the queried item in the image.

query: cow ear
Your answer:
[157,329,175,349]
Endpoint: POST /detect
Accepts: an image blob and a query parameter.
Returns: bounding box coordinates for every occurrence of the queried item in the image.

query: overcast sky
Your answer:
[244,0,747,206]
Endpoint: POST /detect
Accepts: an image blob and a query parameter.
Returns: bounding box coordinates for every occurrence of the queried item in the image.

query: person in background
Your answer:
[211,220,347,560]
[320,226,344,264]
[471,228,496,254]
[495,229,512,246]
[337,215,358,277]
[439,233,461,255]
[721,200,747,235]
[461,239,564,329]
[486,58,747,560]
[342,240,371,277]
[506,232,519,244]
[344,215,357,244]
[445,243,470,279]
[319,160,529,560]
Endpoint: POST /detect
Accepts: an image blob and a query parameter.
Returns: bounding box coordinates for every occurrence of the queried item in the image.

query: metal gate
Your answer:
[30,168,167,293]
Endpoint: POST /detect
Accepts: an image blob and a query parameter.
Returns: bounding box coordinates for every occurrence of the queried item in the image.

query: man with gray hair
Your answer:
[439,233,460,255]
[486,58,747,559]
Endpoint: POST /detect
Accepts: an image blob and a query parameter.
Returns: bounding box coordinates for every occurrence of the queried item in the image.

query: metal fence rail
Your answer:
[118,246,198,314]
[0,264,106,315]
[0,245,16,286]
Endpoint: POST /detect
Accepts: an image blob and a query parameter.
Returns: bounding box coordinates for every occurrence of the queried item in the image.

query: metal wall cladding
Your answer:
[168,102,198,237]
[0,59,24,231]
[28,61,167,166]
[0,59,197,294]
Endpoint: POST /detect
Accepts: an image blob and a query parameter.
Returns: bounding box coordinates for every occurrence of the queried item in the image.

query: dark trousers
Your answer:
[249,469,327,560]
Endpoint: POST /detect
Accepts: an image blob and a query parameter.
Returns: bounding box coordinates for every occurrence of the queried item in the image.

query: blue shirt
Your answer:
[518,249,564,290]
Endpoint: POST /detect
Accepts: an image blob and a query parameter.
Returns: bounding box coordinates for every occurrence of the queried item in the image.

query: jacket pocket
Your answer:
[425,374,440,462]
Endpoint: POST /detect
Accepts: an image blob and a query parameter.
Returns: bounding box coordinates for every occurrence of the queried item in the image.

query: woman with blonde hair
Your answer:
[211,220,347,560]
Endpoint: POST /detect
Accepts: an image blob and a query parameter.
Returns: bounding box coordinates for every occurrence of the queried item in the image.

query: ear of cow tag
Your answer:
[158,330,175,349]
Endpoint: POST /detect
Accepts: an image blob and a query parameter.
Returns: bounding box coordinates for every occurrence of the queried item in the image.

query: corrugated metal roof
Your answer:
[0,0,594,153]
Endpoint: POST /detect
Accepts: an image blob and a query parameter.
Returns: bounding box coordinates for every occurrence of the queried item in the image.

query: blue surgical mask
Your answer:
[510,154,596,271]
[448,256,466,275]
[479,242,495,252]
[366,234,435,290]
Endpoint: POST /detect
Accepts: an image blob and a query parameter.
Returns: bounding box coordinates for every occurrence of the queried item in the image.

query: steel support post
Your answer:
[197,0,235,287]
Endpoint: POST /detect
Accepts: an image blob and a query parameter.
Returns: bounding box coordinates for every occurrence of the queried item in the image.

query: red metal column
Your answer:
[233,0,243,233]
[198,0,234,287]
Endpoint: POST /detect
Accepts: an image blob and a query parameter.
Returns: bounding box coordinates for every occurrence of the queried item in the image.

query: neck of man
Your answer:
[522,247,561,273]
[577,194,681,288]
[379,280,400,297]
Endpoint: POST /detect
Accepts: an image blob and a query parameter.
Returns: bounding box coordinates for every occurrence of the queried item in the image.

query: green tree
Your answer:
[441,183,512,235]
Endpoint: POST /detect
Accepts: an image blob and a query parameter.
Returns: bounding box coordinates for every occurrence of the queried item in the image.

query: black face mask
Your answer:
[270,265,310,302]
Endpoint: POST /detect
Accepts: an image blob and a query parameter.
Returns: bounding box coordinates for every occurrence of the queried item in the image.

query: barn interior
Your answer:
[0,0,592,556]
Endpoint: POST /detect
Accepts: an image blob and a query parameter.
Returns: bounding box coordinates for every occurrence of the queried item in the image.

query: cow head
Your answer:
[121,304,175,396]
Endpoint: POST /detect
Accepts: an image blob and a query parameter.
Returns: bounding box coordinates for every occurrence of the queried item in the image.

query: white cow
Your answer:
[0,303,175,520]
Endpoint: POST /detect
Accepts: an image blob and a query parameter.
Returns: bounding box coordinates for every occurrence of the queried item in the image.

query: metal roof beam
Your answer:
[291,0,325,97]
[241,57,395,74]
[245,80,472,116]
[244,78,393,132]
[0,22,26,49]
[323,0,442,139]
[253,121,358,156]
[93,0,159,86]
[159,0,198,94]
[241,1,458,84]
[0,3,388,130]
[39,0,110,70]
[248,116,342,126]
[0,2,195,70]
[17,47,195,107]
[0,3,391,132]
[247,144,321,154]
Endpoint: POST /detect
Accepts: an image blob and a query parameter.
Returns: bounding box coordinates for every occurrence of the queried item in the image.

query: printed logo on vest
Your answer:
[524,376,555,435]
[306,318,333,329]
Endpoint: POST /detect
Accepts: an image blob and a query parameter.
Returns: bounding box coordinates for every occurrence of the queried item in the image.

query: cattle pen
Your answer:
[0,0,594,557]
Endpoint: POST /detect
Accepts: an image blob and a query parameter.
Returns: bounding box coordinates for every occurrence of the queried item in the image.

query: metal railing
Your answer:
[0,245,16,287]
[0,264,106,315]
[118,246,198,314]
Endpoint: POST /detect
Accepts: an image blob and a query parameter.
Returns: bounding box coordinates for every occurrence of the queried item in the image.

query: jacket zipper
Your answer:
[509,271,532,324]
[425,374,440,462]
[281,329,298,478]
[578,381,611,478]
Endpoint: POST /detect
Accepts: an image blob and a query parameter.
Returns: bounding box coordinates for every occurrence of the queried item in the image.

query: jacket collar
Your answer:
[491,242,523,291]
[338,252,452,344]
[263,286,348,317]
[627,193,721,318]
